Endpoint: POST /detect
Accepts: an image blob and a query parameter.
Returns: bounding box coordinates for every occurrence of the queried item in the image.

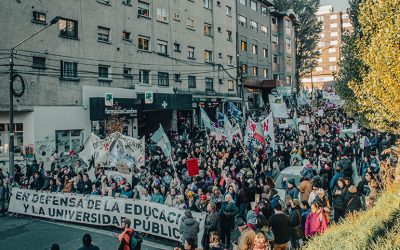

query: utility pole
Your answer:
[7,16,61,177]
[9,50,14,177]
[240,65,246,122]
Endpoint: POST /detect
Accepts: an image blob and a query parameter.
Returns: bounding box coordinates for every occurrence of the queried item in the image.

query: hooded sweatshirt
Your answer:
[179,215,200,244]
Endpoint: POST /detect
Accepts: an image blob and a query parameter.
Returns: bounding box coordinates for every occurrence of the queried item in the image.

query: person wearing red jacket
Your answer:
[305,202,328,238]
[118,219,134,250]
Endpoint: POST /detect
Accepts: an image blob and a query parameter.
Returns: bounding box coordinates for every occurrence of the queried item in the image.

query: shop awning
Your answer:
[244,79,284,89]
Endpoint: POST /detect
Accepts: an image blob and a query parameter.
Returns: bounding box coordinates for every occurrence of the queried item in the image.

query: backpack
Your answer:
[128,231,142,250]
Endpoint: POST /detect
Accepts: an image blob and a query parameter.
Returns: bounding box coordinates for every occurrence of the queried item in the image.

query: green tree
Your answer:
[274,0,322,87]
[334,0,368,124]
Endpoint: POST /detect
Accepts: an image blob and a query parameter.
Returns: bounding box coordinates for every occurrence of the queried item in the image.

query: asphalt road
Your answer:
[0,215,168,250]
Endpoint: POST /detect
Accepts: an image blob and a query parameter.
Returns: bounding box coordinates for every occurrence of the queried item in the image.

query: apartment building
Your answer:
[302,5,352,90]
[236,0,296,110]
[0,0,238,161]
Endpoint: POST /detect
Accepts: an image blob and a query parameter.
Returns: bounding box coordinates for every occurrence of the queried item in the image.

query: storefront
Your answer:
[89,97,139,139]
[137,93,193,136]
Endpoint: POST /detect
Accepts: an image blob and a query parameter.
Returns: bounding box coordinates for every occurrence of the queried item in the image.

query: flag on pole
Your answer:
[223,114,234,144]
[253,122,266,145]
[200,107,213,129]
[227,102,242,122]
[217,111,225,124]
[259,95,265,108]
[150,124,172,157]
[266,113,276,149]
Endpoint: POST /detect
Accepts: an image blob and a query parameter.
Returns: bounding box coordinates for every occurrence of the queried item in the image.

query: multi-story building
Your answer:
[236,0,296,110]
[0,0,238,161]
[302,5,352,90]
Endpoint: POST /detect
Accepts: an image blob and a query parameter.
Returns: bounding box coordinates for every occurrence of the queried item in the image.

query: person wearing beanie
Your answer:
[283,178,299,200]
[179,210,200,245]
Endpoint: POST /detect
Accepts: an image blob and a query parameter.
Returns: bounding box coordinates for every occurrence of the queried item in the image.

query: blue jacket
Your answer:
[151,193,165,204]
[120,188,134,198]
[330,172,344,191]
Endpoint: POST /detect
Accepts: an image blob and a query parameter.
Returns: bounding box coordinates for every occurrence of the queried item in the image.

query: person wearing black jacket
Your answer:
[202,202,220,250]
[332,178,347,223]
[288,200,302,249]
[29,172,44,191]
[77,174,92,194]
[345,185,362,214]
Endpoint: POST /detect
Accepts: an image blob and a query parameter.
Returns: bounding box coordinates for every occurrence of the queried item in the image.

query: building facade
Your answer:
[0,0,238,159]
[302,5,352,90]
[236,0,296,110]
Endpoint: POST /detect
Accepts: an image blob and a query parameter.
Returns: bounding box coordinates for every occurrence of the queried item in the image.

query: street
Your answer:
[0,215,168,250]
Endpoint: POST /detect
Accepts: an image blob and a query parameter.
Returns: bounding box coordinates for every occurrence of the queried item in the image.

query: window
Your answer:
[123,0,132,5]
[329,48,337,53]
[343,23,352,28]
[139,69,150,84]
[238,0,246,5]
[329,66,337,71]
[187,18,195,29]
[158,72,169,86]
[318,41,325,47]
[60,61,78,78]
[226,6,232,16]
[204,23,212,36]
[217,1,221,7]
[173,13,180,21]
[98,26,110,42]
[273,74,279,80]
[316,67,323,72]
[330,23,338,28]
[157,40,168,55]
[228,80,234,91]
[320,33,325,38]
[218,53,222,59]
[263,68,268,78]
[253,66,258,76]
[227,30,232,41]
[138,36,150,51]
[241,64,248,74]
[98,65,110,79]
[330,14,337,20]
[286,76,292,84]
[138,1,150,18]
[272,35,278,45]
[317,16,324,22]
[286,57,292,66]
[238,15,246,27]
[157,8,168,22]
[250,0,257,11]
[342,14,349,19]
[174,43,181,52]
[188,46,195,59]
[252,44,257,55]
[329,57,337,62]
[261,25,268,35]
[285,19,290,28]
[203,0,211,9]
[59,18,78,38]
[0,123,23,154]
[272,17,277,25]
[227,55,233,66]
[56,130,84,153]
[330,40,338,46]
[218,27,222,33]
[241,40,247,51]
[122,31,131,41]
[250,20,258,31]
[188,76,196,88]
[32,11,46,23]
[331,32,338,37]
[32,57,46,69]
[174,73,181,82]
[263,48,268,58]
[261,6,267,16]
[204,50,213,63]
[273,55,279,64]
[286,38,291,50]
[317,58,323,63]
[205,78,214,91]
[123,67,132,78]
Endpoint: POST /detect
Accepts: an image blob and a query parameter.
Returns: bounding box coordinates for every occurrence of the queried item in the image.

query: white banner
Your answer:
[268,94,289,118]
[9,188,205,244]
[79,132,145,168]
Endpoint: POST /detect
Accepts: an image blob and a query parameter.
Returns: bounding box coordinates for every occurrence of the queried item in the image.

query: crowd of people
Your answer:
[0,97,398,250]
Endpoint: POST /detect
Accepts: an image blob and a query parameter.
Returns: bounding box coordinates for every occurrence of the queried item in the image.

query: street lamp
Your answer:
[8,16,61,177]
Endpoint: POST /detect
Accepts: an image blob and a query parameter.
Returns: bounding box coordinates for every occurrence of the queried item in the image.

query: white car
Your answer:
[274,166,302,201]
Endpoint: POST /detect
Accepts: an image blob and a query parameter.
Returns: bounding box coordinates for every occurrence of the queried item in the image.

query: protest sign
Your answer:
[187,158,199,176]
[9,188,205,244]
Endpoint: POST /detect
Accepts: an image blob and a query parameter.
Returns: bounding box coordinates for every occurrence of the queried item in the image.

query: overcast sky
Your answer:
[320,0,349,11]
